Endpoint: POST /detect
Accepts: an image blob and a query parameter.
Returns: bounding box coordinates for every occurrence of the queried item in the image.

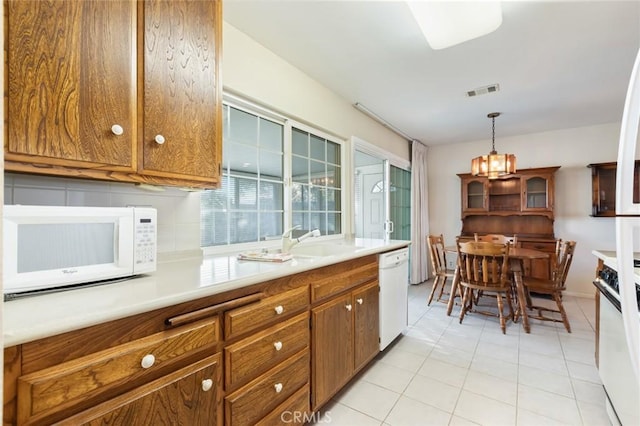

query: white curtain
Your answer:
[410,141,429,284]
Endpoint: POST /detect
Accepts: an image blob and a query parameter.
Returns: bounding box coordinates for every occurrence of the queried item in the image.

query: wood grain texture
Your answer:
[225,349,309,426]
[310,255,378,303]
[3,347,21,426]
[311,293,354,410]
[225,312,310,390]
[255,385,310,426]
[6,0,135,168]
[57,354,222,426]
[224,286,309,340]
[141,0,221,181]
[353,281,380,371]
[17,317,219,423]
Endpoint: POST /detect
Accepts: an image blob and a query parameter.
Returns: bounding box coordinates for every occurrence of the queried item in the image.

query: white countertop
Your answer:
[4,238,410,347]
[592,249,640,280]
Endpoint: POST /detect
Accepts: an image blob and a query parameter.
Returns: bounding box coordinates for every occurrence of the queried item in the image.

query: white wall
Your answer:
[427,122,620,297]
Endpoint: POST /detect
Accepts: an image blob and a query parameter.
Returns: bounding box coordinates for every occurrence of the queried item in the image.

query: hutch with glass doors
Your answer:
[458,166,560,280]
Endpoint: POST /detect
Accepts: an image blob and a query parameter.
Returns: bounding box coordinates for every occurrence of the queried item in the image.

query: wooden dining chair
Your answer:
[427,234,456,305]
[456,239,514,334]
[474,233,518,245]
[522,240,576,332]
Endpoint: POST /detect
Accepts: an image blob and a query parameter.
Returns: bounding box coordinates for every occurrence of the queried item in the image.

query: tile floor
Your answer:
[311,280,609,426]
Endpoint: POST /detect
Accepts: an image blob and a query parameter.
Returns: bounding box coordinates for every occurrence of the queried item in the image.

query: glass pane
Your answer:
[211,212,228,246]
[223,104,230,140]
[292,212,309,233]
[310,134,325,161]
[292,156,309,183]
[229,107,258,145]
[260,212,282,240]
[327,141,340,164]
[310,212,326,234]
[228,144,258,175]
[292,128,308,156]
[259,181,283,211]
[260,150,283,179]
[292,183,308,211]
[327,189,341,211]
[309,160,325,185]
[236,178,257,210]
[230,212,258,244]
[259,118,282,152]
[327,213,341,235]
[310,186,326,211]
[327,165,340,188]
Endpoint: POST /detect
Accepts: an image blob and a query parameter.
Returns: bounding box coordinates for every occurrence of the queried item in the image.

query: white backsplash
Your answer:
[4,173,202,253]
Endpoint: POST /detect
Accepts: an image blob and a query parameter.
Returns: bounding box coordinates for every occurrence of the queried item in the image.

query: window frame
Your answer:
[201,96,347,255]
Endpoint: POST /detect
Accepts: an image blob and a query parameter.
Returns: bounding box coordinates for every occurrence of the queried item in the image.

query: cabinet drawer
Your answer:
[256,384,310,426]
[225,286,309,339]
[225,312,309,388]
[225,349,309,426]
[520,241,556,253]
[17,316,219,424]
[311,256,378,303]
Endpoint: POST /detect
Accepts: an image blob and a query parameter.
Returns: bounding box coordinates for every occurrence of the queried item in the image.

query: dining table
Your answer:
[444,245,550,333]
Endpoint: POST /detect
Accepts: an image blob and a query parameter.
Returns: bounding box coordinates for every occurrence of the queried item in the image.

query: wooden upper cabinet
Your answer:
[6,0,136,170]
[5,0,222,189]
[521,173,555,213]
[141,0,222,183]
[589,161,640,216]
[461,178,489,212]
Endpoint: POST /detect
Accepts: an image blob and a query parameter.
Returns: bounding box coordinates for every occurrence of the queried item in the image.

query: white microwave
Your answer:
[3,205,157,298]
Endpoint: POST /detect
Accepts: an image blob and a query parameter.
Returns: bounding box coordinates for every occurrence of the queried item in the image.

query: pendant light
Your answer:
[471,112,516,179]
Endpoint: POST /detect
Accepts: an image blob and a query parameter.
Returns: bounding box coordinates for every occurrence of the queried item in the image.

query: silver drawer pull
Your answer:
[274,305,284,315]
[274,382,283,393]
[202,379,213,392]
[141,354,155,369]
[274,341,283,351]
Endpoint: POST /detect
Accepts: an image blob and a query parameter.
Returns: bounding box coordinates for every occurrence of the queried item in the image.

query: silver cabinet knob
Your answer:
[111,124,124,136]
[154,134,166,145]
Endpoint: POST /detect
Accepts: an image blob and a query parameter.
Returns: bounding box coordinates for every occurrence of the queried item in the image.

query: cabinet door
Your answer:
[141,0,222,185]
[311,293,353,410]
[461,178,489,212]
[7,0,136,170]
[353,281,380,371]
[59,354,222,426]
[521,174,553,212]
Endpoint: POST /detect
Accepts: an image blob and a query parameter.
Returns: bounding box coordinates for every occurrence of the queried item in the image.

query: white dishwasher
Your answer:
[379,247,410,350]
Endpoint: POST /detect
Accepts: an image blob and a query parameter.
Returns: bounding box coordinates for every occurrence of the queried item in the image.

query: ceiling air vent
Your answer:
[466,83,500,97]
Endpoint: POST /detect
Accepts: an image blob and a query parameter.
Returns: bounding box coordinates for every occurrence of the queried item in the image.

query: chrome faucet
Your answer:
[282,226,321,253]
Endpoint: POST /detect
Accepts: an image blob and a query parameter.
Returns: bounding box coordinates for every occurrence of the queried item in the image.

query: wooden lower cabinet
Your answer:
[57,354,222,426]
[311,280,380,410]
[520,240,557,280]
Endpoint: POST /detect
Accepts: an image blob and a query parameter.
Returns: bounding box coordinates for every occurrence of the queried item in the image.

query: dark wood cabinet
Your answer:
[5,0,222,189]
[588,161,640,216]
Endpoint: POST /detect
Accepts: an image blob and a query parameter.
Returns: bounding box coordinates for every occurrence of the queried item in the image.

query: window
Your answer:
[201,102,344,248]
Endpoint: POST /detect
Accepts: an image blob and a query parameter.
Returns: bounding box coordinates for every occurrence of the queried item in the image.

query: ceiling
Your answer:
[224,1,640,146]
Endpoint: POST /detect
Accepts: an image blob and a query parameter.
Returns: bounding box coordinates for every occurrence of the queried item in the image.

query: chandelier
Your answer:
[471,112,516,179]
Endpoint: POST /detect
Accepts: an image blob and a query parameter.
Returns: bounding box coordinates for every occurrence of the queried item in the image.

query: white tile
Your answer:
[378,347,428,373]
[67,190,111,207]
[566,360,601,384]
[174,191,201,224]
[174,223,201,251]
[384,395,451,426]
[519,333,563,358]
[309,401,381,426]
[13,187,66,205]
[392,335,436,357]
[518,365,574,398]
[12,174,66,188]
[417,357,469,388]
[470,353,519,383]
[403,374,461,413]
[475,339,519,364]
[517,384,582,424]
[336,380,400,421]
[4,185,13,204]
[448,415,481,426]
[453,390,516,426]
[518,351,569,377]
[571,378,606,405]
[361,361,415,394]
[516,407,569,426]
[437,331,480,354]
[429,343,474,369]
[577,399,613,426]
[463,370,518,406]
